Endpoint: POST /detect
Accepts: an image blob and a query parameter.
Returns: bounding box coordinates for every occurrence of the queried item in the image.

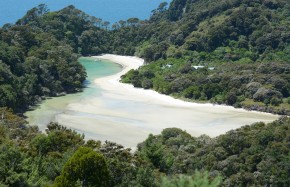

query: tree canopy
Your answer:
[0,1,289,186]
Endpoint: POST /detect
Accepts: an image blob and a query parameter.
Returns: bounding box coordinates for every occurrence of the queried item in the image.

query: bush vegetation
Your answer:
[0,0,290,186]
[0,108,289,186]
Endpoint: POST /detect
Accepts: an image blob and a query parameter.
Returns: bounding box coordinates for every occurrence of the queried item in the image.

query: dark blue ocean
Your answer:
[0,0,171,26]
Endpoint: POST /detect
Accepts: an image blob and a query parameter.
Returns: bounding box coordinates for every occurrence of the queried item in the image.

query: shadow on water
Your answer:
[24,57,123,125]
[83,79,91,88]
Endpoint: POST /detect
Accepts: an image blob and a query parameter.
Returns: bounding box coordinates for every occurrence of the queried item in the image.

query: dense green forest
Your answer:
[0,0,290,186]
[1,0,289,114]
[0,108,223,186]
[0,109,289,186]
[0,5,87,112]
[122,59,290,115]
[120,0,290,115]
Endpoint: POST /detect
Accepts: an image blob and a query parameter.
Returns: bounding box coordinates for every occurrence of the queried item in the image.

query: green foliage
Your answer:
[160,171,221,187]
[0,1,290,186]
[30,122,85,155]
[108,0,290,63]
[0,6,88,112]
[2,0,290,115]
[118,0,290,115]
[138,128,196,174]
[138,117,290,186]
[99,141,158,187]
[0,144,28,186]
[0,106,290,187]
[123,58,290,115]
[54,147,110,187]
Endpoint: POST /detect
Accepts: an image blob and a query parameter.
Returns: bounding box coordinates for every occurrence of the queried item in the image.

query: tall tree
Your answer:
[54,147,110,187]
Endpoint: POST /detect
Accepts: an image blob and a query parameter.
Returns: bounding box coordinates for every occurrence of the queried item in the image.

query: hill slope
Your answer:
[0,5,88,112]
[0,1,289,186]
[0,108,289,186]
[119,0,290,115]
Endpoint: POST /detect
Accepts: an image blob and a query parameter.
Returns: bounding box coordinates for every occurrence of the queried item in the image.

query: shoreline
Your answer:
[92,54,279,116]
[26,54,279,148]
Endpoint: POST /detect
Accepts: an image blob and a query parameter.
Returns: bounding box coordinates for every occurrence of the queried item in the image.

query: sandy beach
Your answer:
[72,54,277,146]
[27,54,279,148]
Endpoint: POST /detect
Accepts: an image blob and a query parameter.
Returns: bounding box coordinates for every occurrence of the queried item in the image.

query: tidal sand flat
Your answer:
[26,55,278,148]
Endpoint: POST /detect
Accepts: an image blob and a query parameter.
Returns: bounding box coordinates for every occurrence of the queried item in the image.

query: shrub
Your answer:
[160,171,222,187]
[142,79,153,89]
[253,88,282,102]
[270,97,282,106]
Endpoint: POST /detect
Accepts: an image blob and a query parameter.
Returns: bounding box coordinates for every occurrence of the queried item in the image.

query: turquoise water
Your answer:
[80,57,122,98]
[25,56,278,148]
[0,0,172,26]
[25,57,122,127]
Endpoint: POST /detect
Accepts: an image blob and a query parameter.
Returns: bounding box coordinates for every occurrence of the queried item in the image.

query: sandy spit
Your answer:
[54,54,279,148]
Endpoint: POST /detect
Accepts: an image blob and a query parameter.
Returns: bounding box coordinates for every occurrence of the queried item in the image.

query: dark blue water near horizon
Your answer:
[0,0,172,26]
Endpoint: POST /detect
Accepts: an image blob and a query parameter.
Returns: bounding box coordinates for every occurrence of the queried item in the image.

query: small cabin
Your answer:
[162,64,173,69]
[192,65,205,69]
[192,65,215,70]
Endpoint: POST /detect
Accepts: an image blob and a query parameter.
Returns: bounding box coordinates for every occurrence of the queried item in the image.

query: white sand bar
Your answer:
[52,54,279,148]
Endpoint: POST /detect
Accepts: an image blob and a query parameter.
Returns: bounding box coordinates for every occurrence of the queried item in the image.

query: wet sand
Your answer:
[26,55,279,148]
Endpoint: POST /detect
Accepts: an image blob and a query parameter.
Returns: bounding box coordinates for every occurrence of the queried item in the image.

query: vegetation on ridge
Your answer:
[0,5,87,112]
[1,1,289,114]
[120,0,290,115]
[0,0,290,186]
[0,108,289,186]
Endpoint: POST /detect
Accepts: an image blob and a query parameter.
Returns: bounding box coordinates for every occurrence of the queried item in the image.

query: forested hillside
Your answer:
[1,1,289,114]
[0,5,87,112]
[0,0,290,186]
[120,0,290,114]
[137,117,290,186]
[0,108,222,186]
[0,108,289,186]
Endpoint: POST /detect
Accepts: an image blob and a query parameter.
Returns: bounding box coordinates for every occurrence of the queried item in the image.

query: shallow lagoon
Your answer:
[26,57,278,148]
[25,57,121,130]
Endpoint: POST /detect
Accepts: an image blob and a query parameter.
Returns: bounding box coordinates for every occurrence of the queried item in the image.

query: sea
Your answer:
[0,0,172,26]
